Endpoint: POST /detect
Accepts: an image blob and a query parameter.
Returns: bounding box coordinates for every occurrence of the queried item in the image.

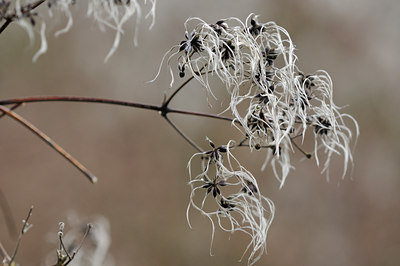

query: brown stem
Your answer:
[0,96,238,180]
[0,96,161,112]
[163,116,202,152]
[168,108,235,123]
[163,75,195,108]
[0,96,236,123]
[0,105,98,183]
[162,63,209,109]
[0,103,22,119]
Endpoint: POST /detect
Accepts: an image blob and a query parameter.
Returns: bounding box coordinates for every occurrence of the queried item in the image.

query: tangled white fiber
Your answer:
[156,14,359,265]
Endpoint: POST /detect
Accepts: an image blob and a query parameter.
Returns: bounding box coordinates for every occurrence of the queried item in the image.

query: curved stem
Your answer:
[290,138,312,159]
[162,64,207,108]
[0,105,98,183]
[0,96,161,112]
[163,75,195,108]
[163,116,202,152]
[0,103,22,119]
[0,96,235,123]
[0,95,238,181]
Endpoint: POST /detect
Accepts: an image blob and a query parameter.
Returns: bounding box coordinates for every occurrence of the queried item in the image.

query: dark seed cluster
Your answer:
[202,139,227,162]
[315,117,331,135]
[198,140,263,214]
[176,18,265,79]
[202,175,227,198]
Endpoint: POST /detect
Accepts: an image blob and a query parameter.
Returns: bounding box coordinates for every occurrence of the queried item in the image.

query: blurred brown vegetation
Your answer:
[1,0,399,265]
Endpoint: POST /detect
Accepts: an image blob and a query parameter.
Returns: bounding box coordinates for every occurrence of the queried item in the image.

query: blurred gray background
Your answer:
[1,0,399,265]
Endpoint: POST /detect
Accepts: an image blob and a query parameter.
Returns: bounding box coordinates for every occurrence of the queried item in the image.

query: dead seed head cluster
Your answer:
[156,14,359,265]
[0,7,359,266]
[0,0,156,61]
[187,139,275,265]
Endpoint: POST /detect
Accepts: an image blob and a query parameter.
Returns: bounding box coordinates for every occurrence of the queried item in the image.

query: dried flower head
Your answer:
[2,0,156,61]
[154,14,360,264]
[158,14,358,187]
[87,0,156,61]
[187,139,274,265]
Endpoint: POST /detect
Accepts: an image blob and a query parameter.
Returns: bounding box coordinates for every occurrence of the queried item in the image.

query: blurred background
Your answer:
[0,0,399,265]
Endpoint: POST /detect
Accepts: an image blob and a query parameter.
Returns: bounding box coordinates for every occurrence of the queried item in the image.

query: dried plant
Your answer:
[1,206,33,266]
[159,14,358,264]
[187,139,275,264]
[45,215,112,266]
[0,0,156,61]
[0,9,359,266]
[159,15,359,186]
[48,222,90,266]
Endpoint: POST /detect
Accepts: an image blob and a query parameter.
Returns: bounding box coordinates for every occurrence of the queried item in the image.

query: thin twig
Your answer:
[0,189,18,238]
[238,137,248,146]
[0,96,161,112]
[0,96,239,180]
[168,108,236,123]
[0,96,236,123]
[236,143,274,149]
[163,75,195,108]
[64,224,92,265]
[236,135,312,159]
[0,0,46,35]
[9,206,34,264]
[55,222,92,265]
[0,103,22,119]
[163,63,207,108]
[0,19,12,35]
[0,105,98,183]
[30,0,47,9]
[163,116,202,152]
[58,231,72,261]
[290,139,311,159]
